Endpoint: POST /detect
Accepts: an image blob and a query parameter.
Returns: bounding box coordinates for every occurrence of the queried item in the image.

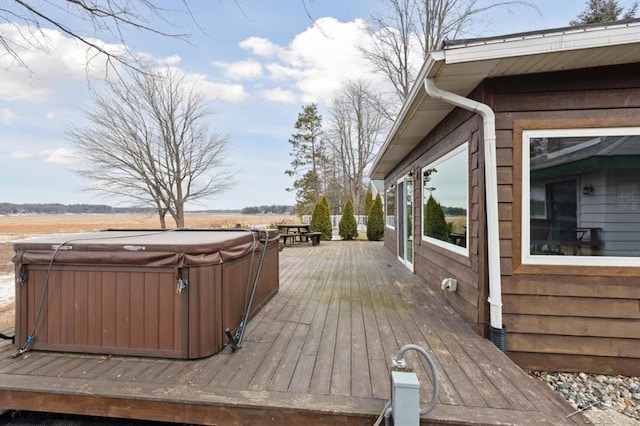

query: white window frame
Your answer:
[421,143,469,257]
[522,127,640,267]
[385,186,396,229]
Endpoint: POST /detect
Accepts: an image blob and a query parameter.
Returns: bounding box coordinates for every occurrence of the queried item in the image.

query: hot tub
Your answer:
[12,229,279,359]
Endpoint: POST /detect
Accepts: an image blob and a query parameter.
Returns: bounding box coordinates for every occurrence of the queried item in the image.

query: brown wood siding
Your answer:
[14,245,279,360]
[221,242,280,332]
[384,103,486,331]
[17,264,186,358]
[251,242,280,316]
[383,224,396,254]
[492,62,640,375]
[188,264,222,359]
[221,257,248,333]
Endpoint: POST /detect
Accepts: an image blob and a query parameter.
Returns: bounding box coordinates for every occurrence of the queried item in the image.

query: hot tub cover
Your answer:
[13,229,279,267]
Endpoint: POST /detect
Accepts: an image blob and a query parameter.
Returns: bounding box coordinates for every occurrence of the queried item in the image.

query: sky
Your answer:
[0,0,634,211]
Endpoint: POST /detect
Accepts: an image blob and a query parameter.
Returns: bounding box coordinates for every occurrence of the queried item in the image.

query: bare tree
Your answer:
[363,0,421,104]
[363,0,536,114]
[325,79,389,214]
[68,65,235,228]
[320,147,346,214]
[1,0,193,71]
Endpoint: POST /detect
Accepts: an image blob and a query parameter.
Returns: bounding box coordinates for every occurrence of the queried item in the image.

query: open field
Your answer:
[0,212,296,326]
[0,212,295,235]
[446,215,466,234]
[0,212,296,273]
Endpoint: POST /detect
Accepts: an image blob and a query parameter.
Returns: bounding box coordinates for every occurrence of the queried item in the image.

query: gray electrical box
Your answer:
[391,370,420,425]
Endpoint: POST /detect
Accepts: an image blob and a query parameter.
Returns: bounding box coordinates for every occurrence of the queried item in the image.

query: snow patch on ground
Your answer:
[0,277,14,330]
[0,273,14,308]
[0,233,59,310]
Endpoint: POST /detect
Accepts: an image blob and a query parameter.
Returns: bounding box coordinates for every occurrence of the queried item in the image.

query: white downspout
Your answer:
[423,78,503,331]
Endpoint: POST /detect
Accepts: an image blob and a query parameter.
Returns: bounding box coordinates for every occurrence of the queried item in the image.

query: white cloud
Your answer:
[266,63,305,81]
[239,17,388,105]
[175,70,248,103]
[201,80,248,103]
[213,59,263,80]
[283,17,381,103]
[43,147,76,165]
[164,55,182,65]
[7,150,34,160]
[134,53,182,67]
[0,23,125,102]
[3,146,76,165]
[262,88,297,103]
[45,112,56,120]
[1,108,18,125]
[240,37,281,57]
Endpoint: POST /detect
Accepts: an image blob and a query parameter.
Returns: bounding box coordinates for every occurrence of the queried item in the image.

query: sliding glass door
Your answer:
[397,175,414,271]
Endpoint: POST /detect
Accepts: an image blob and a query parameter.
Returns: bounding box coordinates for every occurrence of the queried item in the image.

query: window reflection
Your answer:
[422,144,468,252]
[527,131,640,258]
[386,186,396,228]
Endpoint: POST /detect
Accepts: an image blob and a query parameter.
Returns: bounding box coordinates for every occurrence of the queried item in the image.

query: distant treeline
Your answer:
[442,206,466,216]
[240,205,294,215]
[0,203,156,215]
[0,203,295,215]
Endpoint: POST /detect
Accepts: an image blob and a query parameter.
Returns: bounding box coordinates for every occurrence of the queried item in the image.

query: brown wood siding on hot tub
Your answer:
[12,230,279,359]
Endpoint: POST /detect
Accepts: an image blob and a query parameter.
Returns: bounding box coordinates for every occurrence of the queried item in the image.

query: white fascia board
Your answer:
[369,53,444,180]
[443,22,640,65]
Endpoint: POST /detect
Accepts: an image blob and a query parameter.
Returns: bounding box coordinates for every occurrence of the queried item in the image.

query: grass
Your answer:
[446,215,467,234]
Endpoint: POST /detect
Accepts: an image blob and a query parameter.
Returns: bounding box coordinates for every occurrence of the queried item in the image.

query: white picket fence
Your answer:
[301,215,368,232]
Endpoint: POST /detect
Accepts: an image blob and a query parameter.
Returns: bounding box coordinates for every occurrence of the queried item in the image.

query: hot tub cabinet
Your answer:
[12,229,279,359]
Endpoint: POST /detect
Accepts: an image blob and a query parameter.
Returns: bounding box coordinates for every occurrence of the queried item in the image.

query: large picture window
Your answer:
[422,143,469,256]
[522,127,640,266]
[386,186,396,228]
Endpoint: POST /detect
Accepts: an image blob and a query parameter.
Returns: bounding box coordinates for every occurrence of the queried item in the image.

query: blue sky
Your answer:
[0,0,632,210]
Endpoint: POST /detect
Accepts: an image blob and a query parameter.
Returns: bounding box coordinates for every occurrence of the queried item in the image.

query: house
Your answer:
[369,19,640,376]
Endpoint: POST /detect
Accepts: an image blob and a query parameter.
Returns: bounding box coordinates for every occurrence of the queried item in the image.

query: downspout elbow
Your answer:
[423,79,495,128]
[423,78,503,331]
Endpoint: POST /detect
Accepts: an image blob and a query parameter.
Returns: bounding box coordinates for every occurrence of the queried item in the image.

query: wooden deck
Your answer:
[0,242,585,425]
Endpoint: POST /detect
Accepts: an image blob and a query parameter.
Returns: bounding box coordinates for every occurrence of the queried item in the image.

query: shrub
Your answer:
[363,187,373,215]
[367,193,384,241]
[311,195,332,240]
[425,195,450,242]
[339,197,358,240]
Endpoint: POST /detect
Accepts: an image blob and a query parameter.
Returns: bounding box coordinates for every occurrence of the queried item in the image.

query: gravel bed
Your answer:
[530,371,640,424]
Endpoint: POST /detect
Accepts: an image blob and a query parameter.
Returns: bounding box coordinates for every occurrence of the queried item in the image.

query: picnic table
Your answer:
[278,224,321,246]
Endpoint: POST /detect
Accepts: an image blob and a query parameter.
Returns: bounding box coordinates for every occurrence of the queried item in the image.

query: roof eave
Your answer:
[368,20,640,182]
[369,52,444,180]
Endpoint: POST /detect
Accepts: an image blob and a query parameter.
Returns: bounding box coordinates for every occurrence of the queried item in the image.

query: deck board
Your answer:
[0,242,585,425]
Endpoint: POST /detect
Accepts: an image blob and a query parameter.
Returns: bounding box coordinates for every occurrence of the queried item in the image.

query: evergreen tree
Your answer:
[364,187,374,215]
[285,104,325,215]
[311,195,333,241]
[292,170,320,216]
[570,0,637,25]
[339,197,358,240]
[367,194,384,241]
[425,195,450,242]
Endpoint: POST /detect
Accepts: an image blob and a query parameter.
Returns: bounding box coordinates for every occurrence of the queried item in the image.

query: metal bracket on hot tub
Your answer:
[176,278,189,293]
[224,328,240,352]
